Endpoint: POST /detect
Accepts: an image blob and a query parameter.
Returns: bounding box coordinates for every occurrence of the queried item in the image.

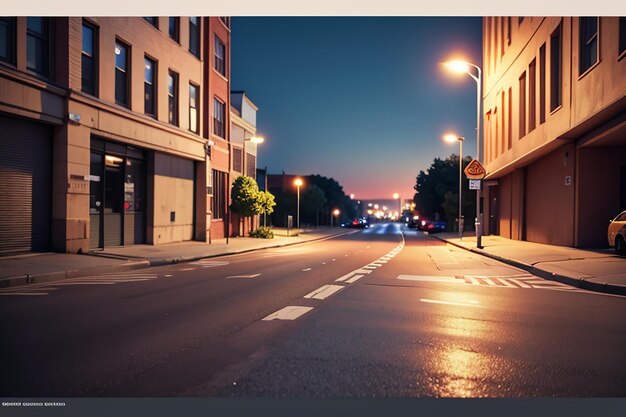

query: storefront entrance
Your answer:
[89,137,146,249]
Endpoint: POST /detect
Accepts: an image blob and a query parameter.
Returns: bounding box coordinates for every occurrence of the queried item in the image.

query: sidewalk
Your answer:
[431,232,626,296]
[0,227,350,288]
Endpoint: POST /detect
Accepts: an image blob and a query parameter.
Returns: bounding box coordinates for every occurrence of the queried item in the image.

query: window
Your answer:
[233,148,243,172]
[27,17,50,76]
[189,83,199,133]
[246,153,256,178]
[115,40,130,107]
[213,97,225,138]
[0,17,16,65]
[619,17,626,56]
[507,87,512,148]
[219,17,230,28]
[189,17,200,58]
[81,21,97,96]
[144,17,158,28]
[168,71,178,126]
[519,17,524,25]
[550,24,562,111]
[169,17,179,43]
[144,56,156,116]
[539,43,546,124]
[528,59,536,132]
[500,17,505,57]
[211,170,227,220]
[518,72,526,139]
[507,16,511,45]
[579,17,599,75]
[214,35,225,76]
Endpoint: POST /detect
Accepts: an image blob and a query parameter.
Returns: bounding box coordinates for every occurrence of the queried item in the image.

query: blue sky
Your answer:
[231,17,482,200]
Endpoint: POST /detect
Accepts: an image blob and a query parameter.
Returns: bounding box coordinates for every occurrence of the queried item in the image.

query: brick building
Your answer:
[481,17,626,247]
[0,17,233,253]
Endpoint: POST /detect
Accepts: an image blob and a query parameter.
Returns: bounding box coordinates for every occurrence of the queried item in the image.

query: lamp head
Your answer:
[443,60,471,74]
[393,193,399,199]
[294,178,303,187]
[443,134,464,143]
[247,135,264,144]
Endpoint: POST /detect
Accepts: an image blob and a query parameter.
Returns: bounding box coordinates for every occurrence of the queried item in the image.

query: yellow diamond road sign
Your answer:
[464,159,486,180]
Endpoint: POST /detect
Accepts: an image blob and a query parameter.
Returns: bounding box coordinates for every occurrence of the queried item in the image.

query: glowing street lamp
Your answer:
[443,58,483,248]
[294,178,303,230]
[393,192,401,222]
[444,134,465,238]
[331,208,340,227]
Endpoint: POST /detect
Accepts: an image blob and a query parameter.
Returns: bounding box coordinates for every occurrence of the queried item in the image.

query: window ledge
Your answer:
[618,50,626,62]
[577,59,601,81]
[549,104,563,116]
[212,67,229,82]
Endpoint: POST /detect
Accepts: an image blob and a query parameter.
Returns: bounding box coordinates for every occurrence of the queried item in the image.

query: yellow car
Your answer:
[608,210,626,254]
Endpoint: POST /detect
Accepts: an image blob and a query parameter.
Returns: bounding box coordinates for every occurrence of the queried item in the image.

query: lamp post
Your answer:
[443,59,483,248]
[444,134,465,238]
[392,193,400,222]
[331,208,340,227]
[294,178,303,231]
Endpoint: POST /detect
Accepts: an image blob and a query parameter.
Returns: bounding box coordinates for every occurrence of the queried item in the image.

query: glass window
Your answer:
[144,17,158,28]
[528,59,536,132]
[27,17,49,75]
[144,56,156,116]
[219,17,230,28]
[189,17,200,58]
[189,83,199,133]
[212,170,227,220]
[233,148,242,172]
[115,41,129,107]
[168,71,178,126]
[246,153,256,178]
[539,43,546,124]
[518,72,526,139]
[550,24,562,111]
[619,17,626,55]
[0,17,16,65]
[213,98,225,138]
[81,22,97,95]
[214,35,225,76]
[169,17,179,43]
[579,17,599,75]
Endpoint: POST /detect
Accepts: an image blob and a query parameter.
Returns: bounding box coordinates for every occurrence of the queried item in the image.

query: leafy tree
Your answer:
[255,190,276,217]
[231,176,259,217]
[301,184,327,226]
[413,154,475,230]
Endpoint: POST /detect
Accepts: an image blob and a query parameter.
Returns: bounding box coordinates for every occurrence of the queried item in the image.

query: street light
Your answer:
[392,193,400,222]
[294,178,303,231]
[443,58,483,248]
[331,208,340,227]
[444,134,465,238]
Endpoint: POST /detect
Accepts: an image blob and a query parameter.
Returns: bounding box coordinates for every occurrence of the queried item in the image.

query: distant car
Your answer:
[347,218,368,229]
[406,214,421,229]
[420,219,447,233]
[608,210,626,255]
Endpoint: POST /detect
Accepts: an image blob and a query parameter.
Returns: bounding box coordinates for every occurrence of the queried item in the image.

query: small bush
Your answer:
[249,227,274,239]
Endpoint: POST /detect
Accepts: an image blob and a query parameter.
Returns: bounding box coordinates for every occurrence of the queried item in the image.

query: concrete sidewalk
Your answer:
[431,232,626,296]
[0,227,350,288]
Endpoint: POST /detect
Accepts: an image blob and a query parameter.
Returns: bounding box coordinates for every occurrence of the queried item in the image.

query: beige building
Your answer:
[0,17,232,254]
[481,17,626,247]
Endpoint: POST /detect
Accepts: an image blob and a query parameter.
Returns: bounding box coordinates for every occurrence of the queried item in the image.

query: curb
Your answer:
[430,235,626,296]
[1,230,354,289]
[0,260,150,289]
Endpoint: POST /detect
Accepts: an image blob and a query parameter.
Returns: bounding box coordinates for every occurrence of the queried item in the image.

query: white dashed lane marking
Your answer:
[304,284,344,300]
[262,306,314,321]
[226,274,261,279]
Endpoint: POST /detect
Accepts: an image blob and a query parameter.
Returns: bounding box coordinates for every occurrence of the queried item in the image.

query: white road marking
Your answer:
[508,279,533,288]
[226,274,261,279]
[332,259,336,261]
[336,272,355,282]
[165,274,173,277]
[302,268,312,272]
[346,274,365,284]
[398,275,462,283]
[321,262,327,265]
[181,268,195,271]
[363,266,377,270]
[420,298,482,308]
[304,284,344,300]
[262,306,314,321]
[190,260,230,267]
[353,269,373,275]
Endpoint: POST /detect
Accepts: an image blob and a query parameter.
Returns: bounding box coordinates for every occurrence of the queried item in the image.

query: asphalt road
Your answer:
[1,223,625,397]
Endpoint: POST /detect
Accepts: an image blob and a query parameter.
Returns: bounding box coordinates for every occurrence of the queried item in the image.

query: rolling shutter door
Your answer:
[0,114,52,253]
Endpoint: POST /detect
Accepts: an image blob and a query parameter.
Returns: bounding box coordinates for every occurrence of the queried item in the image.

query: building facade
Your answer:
[230,91,259,235]
[0,16,232,254]
[481,17,626,247]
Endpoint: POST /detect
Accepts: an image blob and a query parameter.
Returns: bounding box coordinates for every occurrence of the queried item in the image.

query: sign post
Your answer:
[464,159,487,248]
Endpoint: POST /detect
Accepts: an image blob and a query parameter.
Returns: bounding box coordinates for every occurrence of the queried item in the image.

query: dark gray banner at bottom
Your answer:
[1,398,626,417]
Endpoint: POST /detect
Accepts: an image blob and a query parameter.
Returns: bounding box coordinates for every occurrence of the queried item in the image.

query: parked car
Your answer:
[346,218,368,229]
[608,210,626,255]
[406,214,421,229]
[420,219,447,233]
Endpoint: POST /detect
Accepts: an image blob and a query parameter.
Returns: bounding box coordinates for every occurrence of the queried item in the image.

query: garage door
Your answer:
[0,114,52,253]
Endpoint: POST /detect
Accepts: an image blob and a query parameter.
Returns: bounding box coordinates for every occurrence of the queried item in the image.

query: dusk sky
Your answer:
[231,17,482,200]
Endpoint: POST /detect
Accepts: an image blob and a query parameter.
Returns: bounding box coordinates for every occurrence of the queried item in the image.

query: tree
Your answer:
[255,190,276,218]
[300,184,327,226]
[413,154,475,230]
[231,176,276,234]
